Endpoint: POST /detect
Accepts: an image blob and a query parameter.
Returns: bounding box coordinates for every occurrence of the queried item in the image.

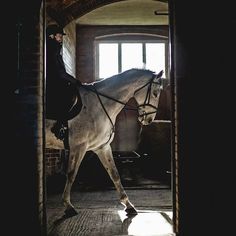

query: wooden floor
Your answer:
[47,185,174,236]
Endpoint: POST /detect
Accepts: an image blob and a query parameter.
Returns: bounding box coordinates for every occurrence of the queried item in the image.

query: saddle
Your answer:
[46,86,83,142]
[65,92,83,121]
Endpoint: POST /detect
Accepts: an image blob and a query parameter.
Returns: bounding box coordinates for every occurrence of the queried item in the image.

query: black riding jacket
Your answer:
[46,38,77,88]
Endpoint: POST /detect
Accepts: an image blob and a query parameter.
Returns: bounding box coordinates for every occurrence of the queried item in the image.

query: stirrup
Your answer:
[51,122,67,141]
[58,126,66,140]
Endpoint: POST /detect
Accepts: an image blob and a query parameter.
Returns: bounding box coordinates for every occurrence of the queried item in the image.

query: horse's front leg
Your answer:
[94,145,137,215]
[62,144,87,217]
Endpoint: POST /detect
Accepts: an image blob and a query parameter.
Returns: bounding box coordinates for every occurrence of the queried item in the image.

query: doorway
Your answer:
[44,1,174,235]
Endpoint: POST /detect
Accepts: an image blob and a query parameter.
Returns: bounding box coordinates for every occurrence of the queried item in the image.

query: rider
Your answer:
[46,24,81,141]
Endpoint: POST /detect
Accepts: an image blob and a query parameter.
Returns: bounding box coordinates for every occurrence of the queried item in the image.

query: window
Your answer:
[99,43,119,79]
[95,39,168,80]
[121,43,143,72]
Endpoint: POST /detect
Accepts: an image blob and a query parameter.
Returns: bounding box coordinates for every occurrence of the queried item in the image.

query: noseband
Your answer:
[134,74,163,119]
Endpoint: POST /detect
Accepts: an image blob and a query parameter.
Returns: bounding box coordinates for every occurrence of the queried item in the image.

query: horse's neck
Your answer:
[96,71,146,103]
[93,69,150,118]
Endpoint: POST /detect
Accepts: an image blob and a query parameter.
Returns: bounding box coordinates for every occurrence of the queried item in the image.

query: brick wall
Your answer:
[45,148,69,176]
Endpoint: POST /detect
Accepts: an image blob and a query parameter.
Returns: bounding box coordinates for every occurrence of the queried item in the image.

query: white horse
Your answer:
[46,68,163,217]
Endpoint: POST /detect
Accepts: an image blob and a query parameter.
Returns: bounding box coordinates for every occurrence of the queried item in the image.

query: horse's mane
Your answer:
[83,68,155,88]
[104,68,154,81]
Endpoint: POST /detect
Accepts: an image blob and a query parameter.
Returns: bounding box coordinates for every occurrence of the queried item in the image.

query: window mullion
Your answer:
[165,42,168,79]
[118,43,121,73]
[142,43,146,68]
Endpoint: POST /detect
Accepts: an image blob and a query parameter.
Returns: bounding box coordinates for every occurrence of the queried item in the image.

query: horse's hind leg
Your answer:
[62,145,87,217]
[94,145,137,215]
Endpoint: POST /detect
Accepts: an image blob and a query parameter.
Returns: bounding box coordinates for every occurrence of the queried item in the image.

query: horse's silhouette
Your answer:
[46,68,163,217]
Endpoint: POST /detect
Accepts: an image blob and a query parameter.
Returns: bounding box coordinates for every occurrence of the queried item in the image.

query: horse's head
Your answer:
[133,70,163,125]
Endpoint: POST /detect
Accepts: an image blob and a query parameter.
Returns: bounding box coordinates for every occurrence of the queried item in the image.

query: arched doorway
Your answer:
[45,1,174,235]
[14,0,182,235]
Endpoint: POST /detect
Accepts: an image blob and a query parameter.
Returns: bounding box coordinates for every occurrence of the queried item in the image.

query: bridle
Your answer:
[134,72,163,119]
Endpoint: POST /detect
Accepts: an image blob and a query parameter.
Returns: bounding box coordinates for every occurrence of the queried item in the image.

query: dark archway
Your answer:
[46,0,168,26]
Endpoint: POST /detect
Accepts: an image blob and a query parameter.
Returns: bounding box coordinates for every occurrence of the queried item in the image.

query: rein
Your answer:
[82,71,162,132]
[85,86,137,111]
[82,85,137,133]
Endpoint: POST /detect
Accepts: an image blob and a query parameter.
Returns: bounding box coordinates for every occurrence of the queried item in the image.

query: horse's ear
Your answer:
[153,70,164,88]
[156,70,163,78]
[153,70,163,84]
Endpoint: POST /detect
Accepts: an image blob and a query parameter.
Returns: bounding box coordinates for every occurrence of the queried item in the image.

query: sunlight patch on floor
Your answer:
[118,210,174,236]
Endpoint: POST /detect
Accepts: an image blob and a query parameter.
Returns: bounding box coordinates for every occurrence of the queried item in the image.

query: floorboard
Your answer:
[47,188,174,236]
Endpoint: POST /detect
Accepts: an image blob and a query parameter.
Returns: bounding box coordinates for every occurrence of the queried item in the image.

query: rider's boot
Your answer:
[51,120,68,141]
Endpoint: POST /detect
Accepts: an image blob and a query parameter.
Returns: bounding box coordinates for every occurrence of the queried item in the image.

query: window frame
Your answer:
[95,38,169,80]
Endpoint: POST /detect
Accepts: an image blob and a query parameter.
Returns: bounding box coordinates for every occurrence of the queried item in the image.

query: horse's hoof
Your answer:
[64,207,78,217]
[125,207,138,216]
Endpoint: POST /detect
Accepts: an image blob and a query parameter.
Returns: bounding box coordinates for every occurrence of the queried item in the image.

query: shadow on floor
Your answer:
[47,188,173,236]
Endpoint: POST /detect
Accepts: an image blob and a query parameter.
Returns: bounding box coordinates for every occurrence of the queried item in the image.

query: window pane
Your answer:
[99,43,118,78]
[146,43,166,77]
[121,43,143,72]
